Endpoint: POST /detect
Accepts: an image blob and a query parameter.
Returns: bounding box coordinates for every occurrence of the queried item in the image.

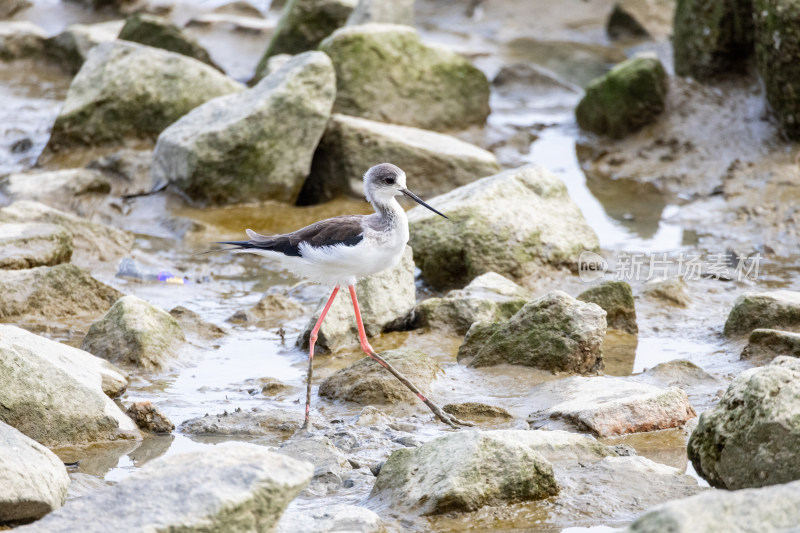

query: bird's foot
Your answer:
[426,401,475,429]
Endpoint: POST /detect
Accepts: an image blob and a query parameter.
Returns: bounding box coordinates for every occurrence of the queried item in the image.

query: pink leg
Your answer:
[302,285,339,429]
[348,285,473,429]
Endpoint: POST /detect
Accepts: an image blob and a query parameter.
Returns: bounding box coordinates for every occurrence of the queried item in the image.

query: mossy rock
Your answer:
[723,290,800,336]
[319,23,490,131]
[0,223,73,270]
[577,280,637,334]
[118,13,220,70]
[575,53,668,139]
[673,0,754,79]
[754,0,800,140]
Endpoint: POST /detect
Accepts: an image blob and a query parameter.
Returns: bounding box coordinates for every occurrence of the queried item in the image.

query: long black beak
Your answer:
[401,189,448,219]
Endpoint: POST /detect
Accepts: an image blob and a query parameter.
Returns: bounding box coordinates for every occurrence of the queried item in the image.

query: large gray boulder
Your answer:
[673,0,754,80]
[457,290,606,374]
[0,421,70,523]
[724,290,800,336]
[0,201,134,268]
[412,272,528,335]
[623,479,800,533]
[347,0,414,25]
[577,280,637,334]
[44,21,123,74]
[251,0,355,82]
[576,53,668,139]
[0,325,139,447]
[0,222,72,270]
[297,246,415,352]
[0,21,46,60]
[527,375,696,437]
[688,356,800,489]
[299,113,500,204]
[81,295,186,370]
[319,348,441,405]
[742,328,800,362]
[153,51,335,205]
[754,0,800,140]
[408,166,599,289]
[41,41,243,160]
[370,430,559,514]
[16,444,313,533]
[118,13,220,69]
[0,264,121,321]
[320,24,490,131]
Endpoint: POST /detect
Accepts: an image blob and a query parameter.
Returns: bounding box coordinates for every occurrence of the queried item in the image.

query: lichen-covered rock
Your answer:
[742,328,800,362]
[0,21,46,60]
[723,290,800,336]
[16,444,313,533]
[44,21,123,74]
[577,280,637,334]
[320,24,490,131]
[370,430,558,514]
[642,277,691,308]
[347,0,414,25]
[0,324,127,399]
[319,348,441,405]
[153,51,334,205]
[673,0,754,79]
[180,406,312,435]
[408,166,599,289]
[0,421,70,523]
[575,53,668,138]
[299,113,500,204]
[754,0,800,139]
[125,401,174,433]
[251,0,355,82]
[81,295,186,370]
[0,222,72,270]
[458,290,606,374]
[413,272,527,335]
[688,356,800,489]
[622,479,800,533]
[41,41,243,158]
[0,201,134,267]
[298,246,414,352]
[118,13,220,69]
[527,376,696,437]
[0,325,140,447]
[0,264,121,320]
[442,402,512,420]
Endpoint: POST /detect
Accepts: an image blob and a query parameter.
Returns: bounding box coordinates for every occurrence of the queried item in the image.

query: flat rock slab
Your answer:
[688,356,800,490]
[17,444,313,533]
[742,328,800,362]
[408,165,599,289]
[0,201,134,268]
[319,348,441,405]
[527,376,696,437]
[0,421,70,523]
[81,295,186,370]
[180,406,311,435]
[724,290,800,336]
[300,113,500,204]
[370,429,558,515]
[0,325,139,447]
[623,479,800,533]
[0,222,72,270]
[0,263,121,320]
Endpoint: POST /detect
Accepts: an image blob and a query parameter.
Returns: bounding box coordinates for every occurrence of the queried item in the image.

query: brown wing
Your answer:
[223,215,365,257]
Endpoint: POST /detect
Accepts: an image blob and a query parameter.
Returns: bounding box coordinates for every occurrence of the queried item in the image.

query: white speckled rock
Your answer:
[17,444,313,533]
[0,421,70,523]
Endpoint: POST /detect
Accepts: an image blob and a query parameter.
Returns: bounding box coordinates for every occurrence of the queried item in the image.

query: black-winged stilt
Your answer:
[218,163,472,429]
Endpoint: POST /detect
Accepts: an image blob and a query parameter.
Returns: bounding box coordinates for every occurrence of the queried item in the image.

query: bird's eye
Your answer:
[384,177,396,185]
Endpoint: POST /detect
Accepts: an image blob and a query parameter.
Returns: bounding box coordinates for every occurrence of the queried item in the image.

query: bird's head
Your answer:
[363,163,448,219]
